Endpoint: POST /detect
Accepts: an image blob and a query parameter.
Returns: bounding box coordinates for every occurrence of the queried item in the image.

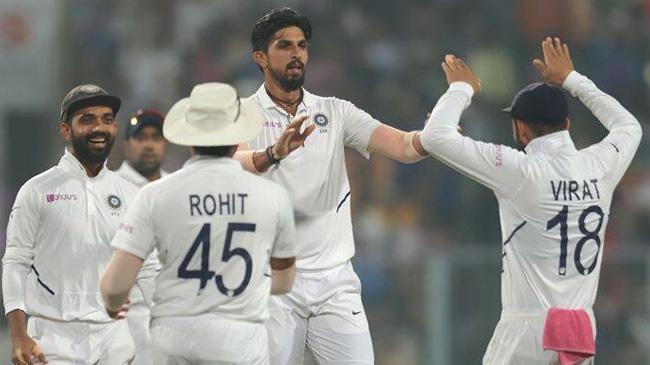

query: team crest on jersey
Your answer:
[106,194,122,215]
[313,113,329,133]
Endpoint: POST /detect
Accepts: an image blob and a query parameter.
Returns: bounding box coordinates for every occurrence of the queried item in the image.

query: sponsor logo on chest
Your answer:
[45,193,78,203]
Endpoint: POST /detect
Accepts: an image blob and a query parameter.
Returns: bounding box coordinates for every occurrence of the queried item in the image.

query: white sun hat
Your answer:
[163,83,264,146]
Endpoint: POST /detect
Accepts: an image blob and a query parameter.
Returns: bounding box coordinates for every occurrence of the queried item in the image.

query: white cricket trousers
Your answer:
[126,299,152,365]
[266,261,374,365]
[27,316,135,364]
[150,313,269,364]
[483,309,596,365]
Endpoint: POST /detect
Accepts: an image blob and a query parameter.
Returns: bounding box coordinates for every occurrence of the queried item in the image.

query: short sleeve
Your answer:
[111,188,156,260]
[271,186,296,259]
[340,100,381,158]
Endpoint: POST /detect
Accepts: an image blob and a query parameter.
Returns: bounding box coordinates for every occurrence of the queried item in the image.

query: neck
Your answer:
[71,150,104,177]
[145,170,161,182]
[264,76,302,115]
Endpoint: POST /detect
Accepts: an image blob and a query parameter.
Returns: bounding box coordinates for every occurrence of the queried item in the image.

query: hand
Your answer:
[11,333,47,365]
[271,114,316,160]
[106,300,130,320]
[441,54,481,94]
[533,37,575,86]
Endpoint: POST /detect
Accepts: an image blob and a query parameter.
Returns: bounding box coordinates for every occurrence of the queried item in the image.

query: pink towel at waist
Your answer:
[543,307,595,365]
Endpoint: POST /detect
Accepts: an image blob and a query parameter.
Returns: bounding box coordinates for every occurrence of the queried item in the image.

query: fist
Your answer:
[441,54,481,94]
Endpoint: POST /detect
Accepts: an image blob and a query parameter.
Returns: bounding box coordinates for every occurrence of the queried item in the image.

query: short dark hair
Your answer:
[520,119,567,138]
[251,8,312,52]
[192,145,237,158]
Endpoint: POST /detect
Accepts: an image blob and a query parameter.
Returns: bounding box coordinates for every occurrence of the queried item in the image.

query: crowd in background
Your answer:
[2,0,650,363]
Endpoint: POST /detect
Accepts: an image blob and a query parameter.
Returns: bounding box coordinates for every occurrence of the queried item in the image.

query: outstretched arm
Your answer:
[367,124,428,164]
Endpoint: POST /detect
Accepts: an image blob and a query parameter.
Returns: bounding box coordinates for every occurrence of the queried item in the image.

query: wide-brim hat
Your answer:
[164,83,264,146]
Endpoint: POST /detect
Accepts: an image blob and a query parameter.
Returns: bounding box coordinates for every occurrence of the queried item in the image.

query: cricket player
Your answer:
[234,8,430,364]
[116,109,169,186]
[115,109,167,365]
[2,85,156,364]
[100,82,298,365]
[418,38,642,364]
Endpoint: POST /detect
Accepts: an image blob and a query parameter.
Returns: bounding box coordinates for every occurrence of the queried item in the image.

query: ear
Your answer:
[252,51,268,70]
[564,118,570,130]
[60,122,71,143]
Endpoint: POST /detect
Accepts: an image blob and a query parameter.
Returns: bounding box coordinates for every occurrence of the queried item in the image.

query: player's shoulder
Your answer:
[20,166,65,194]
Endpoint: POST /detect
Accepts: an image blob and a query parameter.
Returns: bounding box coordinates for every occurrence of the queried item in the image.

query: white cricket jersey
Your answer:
[110,156,296,322]
[420,71,642,311]
[2,149,138,322]
[116,161,169,188]
[245,85,381,271]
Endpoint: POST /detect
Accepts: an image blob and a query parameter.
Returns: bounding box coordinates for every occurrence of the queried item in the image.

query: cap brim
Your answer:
[66,95,122,117]
[163,98,264,147]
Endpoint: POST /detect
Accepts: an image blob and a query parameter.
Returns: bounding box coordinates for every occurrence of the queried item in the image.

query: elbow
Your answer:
[270,264,296,295]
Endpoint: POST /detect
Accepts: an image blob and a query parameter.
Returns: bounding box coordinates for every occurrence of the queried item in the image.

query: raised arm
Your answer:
[534,37,642,182]
[234,115,315,173]
[419,55,527,197]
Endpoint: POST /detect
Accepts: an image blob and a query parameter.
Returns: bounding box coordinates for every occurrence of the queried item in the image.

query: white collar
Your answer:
[58,148,109,179]
[254,84,317,112]
[524,130,577,155]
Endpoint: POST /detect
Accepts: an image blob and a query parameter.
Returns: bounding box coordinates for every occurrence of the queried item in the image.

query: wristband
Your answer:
[265,146,281,165]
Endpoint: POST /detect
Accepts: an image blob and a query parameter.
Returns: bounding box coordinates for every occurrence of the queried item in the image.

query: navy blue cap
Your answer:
[502,83,568,125]
[60,84,121,121]
[126,109,165,139]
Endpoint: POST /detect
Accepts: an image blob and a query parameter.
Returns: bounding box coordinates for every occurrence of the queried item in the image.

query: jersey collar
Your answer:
[116,161,168,187]
[254,84,317,112]
[524,130,577,155]
[182,156,243,170]
[58,148,109,179]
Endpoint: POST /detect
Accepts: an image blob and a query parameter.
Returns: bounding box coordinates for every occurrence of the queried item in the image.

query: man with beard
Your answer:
[233,8,431,364]
[115,109,167,365]
[420,39,641,364]
[117,109,168,187]
[2,85,155,365]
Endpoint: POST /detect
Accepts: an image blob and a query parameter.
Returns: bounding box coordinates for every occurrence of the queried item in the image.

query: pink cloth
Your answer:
[543,308,595,365]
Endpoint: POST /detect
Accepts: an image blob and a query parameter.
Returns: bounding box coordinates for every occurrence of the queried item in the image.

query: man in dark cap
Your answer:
[117,109,168,187]
[2,84,154,364]
[418,38,641,364]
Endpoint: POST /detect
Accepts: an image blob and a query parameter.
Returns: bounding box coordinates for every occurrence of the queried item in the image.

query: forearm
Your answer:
[563,71,641,133]
[271,264,296,295]
[368,124,428,163]
[6,309,28,338]
[420,82,474,154]
[2,260,29,315]
[100,251,142,311]
[233,149,277,174]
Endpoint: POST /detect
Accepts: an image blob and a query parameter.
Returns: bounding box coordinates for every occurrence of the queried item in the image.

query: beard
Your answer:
[269,60,306,91]
[131,157,161,179]
[70,130,115,164]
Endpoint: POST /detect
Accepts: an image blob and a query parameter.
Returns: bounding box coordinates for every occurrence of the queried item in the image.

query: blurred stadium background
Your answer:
[1,0,650,363]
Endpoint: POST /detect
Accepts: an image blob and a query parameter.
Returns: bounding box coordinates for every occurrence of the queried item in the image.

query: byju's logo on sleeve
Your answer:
[46,193,78,203]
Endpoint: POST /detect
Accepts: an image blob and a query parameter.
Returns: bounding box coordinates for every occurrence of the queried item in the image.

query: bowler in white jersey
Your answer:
[100,82,297,365]
[234,8,432,365]
[2,85,156,365]
[418,39,642,364]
